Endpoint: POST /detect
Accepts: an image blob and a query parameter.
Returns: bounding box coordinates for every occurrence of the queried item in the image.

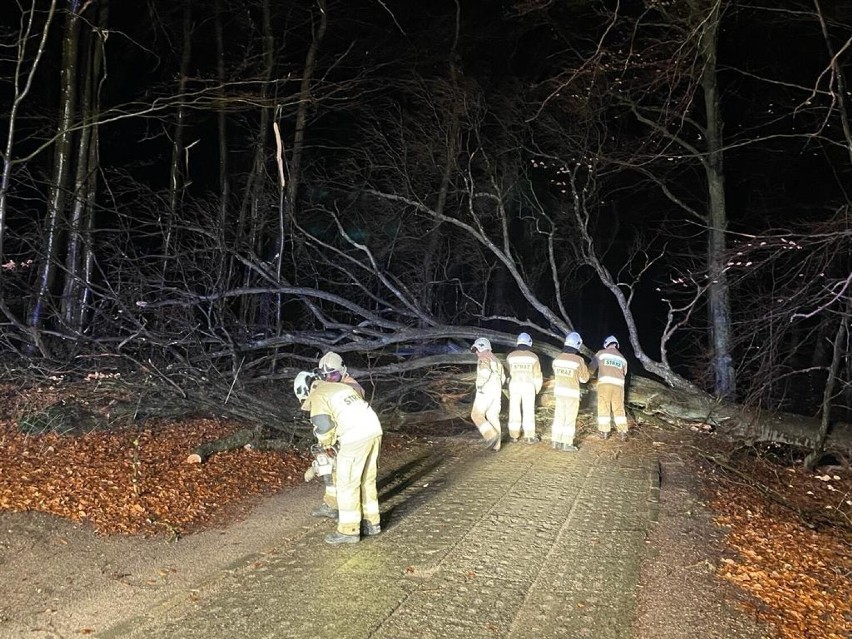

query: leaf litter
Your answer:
[0,381,850,638]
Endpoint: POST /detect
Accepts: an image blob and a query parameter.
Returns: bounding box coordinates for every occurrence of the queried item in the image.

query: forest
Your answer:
[0,0,850,464]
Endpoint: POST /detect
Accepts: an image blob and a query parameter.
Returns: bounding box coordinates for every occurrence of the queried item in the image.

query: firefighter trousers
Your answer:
[335,434,382,536]
[471,387,502,450]
[508,381,537,439]
[596,383,627,433]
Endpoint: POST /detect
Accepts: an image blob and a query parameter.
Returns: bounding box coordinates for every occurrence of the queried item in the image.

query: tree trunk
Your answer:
[697,0,736,400]
[623,375,852,457]
[214,0,229,248]
[186,428,260,463]
[236,0,274,328]
[804,296,850,469]
[62,1,107,331]
[0,0,59,269]
[284,0,327,224]
[273,0,327,336]
[163,1,193,281]
[28,2,83,348]
[419,0,462,322]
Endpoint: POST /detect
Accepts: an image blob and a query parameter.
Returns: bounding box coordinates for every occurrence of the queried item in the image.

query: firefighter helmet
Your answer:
[565,332,583,349]
[516,332,533,347]
[317,351,347,381]
[293,371,317,401]
[470,337,492,353]
[603,335,619,349]
[318,351,345,373]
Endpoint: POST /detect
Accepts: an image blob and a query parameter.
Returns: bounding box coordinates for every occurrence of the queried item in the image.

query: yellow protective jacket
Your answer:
[592,347,627,386]
[552,351,590,398]
[506,347,543,394]
[305,380,382,446]
[475,352,506,393]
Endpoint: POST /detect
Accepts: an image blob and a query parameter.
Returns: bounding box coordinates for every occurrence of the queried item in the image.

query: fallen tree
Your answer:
[370,365,852,461]
[7,360,849,464]
[623,376,851,460]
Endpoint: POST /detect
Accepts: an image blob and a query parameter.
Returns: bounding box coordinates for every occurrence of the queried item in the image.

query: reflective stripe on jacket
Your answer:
[308,380,383,445]
[552,352,590,397]
[593,348,627,386]
[506,349,543,393]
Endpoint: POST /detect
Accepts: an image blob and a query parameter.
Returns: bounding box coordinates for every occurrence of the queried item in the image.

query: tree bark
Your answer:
[805,296,850,469]
[235,0,274,327]
[623,375,852,457]
[62,1,107,331]
[28,1,83,345]
[163,1,193,281]
[186,428,260,463]
[0,0,58,269]
[698,0,736,400]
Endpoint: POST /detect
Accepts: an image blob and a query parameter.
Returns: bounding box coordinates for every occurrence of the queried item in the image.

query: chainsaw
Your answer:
[303,443,338,483]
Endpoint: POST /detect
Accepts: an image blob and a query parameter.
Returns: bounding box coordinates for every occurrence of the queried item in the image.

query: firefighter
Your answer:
[294,371,383,545]
[470,337,507,451]
[551,331,590,451]
[589,335,629,440]
[505,332,543,443]
[308,352,365,520]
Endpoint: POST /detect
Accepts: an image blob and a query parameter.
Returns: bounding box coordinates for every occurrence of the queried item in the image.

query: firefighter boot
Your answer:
[361,520,381,536]
[311,503,339,519]
[324,531,360,545]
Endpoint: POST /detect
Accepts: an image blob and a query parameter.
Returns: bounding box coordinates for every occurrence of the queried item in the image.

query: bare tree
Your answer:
[61,0,109,332]
[163,0,194,282]
[0,0,58,269]
[27,0,90,346]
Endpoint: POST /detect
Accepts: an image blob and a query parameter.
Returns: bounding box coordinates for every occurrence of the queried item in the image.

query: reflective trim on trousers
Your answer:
[323,480,338,509]
[553,387,581,398]
[335,435,382,535]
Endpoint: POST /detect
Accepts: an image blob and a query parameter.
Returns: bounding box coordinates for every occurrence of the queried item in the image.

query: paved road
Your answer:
[100,435,659,639]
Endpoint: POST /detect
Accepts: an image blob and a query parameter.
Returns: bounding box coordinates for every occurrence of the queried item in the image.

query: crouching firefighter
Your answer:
[307,351,365,519]
[470,337,507,451]
[294,371,383,545]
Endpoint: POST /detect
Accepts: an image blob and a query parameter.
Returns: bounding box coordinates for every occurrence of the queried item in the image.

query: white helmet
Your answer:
[564,332,582,349]
[317,351,347,381]
[470,337,492,353]
[516,332,533,347]
[603,335,619,348]
[293,371,317,401]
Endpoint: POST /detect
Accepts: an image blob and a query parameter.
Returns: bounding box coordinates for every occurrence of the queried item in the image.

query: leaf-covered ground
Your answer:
[0,380,850,639]
[702,445,852,639]
[0,415,310,536]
